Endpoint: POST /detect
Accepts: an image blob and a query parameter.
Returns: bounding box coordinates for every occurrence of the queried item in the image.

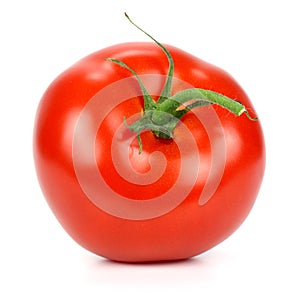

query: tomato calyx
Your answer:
[106,13,257,153]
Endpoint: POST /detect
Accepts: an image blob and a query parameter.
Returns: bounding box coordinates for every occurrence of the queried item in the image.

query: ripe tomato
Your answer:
[33,16,265,262]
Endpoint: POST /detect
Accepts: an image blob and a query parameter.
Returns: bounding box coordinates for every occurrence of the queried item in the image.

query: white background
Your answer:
[1,0,299,292]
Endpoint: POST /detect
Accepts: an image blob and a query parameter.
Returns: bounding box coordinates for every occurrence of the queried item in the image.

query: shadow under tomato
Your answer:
[85,249,231,286]
[102,255,202,266]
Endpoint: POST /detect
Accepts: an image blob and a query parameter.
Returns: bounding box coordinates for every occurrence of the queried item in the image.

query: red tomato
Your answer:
[34,25,265,262]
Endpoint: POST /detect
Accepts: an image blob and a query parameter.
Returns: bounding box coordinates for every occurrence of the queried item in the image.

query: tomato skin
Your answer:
[33,42,265,262]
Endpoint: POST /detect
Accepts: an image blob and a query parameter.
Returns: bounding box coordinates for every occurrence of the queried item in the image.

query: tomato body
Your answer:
[33,42,265,262]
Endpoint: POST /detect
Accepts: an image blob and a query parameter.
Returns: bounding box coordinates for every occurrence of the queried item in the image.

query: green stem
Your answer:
[161,88,257,119]
[124,12,174,103]
[127,88,257,153]
[106,13,258,153]
[105,57,156,111]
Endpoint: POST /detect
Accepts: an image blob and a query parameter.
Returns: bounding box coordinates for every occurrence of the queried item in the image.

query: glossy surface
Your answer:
[33,43,265,262]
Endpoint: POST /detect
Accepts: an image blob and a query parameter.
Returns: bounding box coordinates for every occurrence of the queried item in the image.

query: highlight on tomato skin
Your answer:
[33,14,265,263]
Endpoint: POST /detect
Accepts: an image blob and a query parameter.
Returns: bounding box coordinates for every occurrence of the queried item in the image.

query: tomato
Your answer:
[33,15,265,262]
